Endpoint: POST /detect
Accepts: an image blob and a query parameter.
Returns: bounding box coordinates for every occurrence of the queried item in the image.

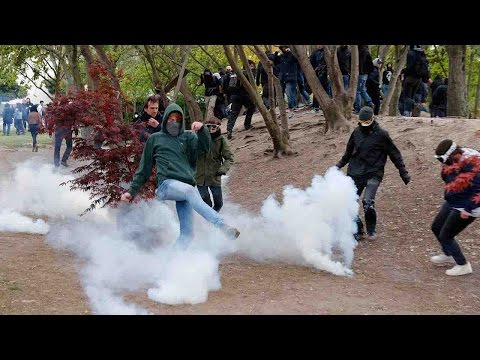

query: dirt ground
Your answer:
[2,111,480,314]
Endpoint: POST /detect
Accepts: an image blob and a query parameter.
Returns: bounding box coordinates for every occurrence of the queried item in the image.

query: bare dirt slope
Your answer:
[2,111,480,314]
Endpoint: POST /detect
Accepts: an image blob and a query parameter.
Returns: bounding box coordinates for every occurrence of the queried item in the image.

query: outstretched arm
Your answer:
[336,132,355,169]
[385,132,410,184]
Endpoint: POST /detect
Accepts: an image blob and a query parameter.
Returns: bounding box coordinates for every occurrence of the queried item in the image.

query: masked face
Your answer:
[358,120,374,132]
[206,123,221,138]
[166,112,182,136]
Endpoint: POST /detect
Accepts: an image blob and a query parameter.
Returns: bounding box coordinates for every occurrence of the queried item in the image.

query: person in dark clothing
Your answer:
[336,106,410,240]
[52,113,76,167]
[274,46,300,115]
[431,78,448,117]
[256,50,279,109]
[382,63,393,96]
[354,45,374,113]
[2,103,14,135]
[196,118,234,212]
[337,45,351,90]
[310,45,331,112]
[429,75,444,117]
[120,103,240,250]
[296,70,312,107]
[223,66,234,105]
[430,139,480,276]
[367,58,383,115]
[133,95,163,143]
[403,45,431,116]
[226,68,256,139]
[198,68,221,122]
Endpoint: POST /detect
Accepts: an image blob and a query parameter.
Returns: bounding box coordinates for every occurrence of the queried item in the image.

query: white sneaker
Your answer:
[430,254,456,265]
[445,262,472,276]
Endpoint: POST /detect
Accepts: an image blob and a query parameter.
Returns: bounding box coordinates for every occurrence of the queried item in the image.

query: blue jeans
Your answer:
[54,128,73,166]
[354,74,372,111]
[29,124,38,145]
[343,75,350,90]
[156,179,225,249]
[3,122,11,135]
[197,185,224,212]
[285,81,298,109]
[382,84,389,96]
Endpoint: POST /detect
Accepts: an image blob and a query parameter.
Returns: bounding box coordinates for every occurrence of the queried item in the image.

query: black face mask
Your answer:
[211,129,221,139]
[358,123,374,132]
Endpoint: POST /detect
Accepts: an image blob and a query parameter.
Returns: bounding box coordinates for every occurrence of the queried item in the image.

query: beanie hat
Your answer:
[358,106,374,126]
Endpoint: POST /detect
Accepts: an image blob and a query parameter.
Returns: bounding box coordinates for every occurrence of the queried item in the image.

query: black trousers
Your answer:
[227,95,255,133]
[431,202,475,265]
[352,176,381,235]
[197,185,224,212]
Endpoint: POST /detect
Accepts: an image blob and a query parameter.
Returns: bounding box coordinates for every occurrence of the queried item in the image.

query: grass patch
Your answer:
[0,132,53,149]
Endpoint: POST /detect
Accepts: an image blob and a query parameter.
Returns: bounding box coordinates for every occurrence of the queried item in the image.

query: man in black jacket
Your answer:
[134,95,164,143]
[336,106,411,240]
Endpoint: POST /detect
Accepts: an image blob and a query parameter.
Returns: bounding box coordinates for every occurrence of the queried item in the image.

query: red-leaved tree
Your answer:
[46,62,157,214]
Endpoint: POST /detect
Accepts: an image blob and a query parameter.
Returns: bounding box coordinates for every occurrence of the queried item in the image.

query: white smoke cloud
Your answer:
[0,160,110,223]
[221,167,358,276]
[0,208,49,234]
[1,160,359,314]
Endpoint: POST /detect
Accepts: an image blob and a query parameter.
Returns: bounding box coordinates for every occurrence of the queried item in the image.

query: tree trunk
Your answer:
[377,45,390,90]
[79,45,99,90]
[446,45,468,117]
[466,47,475,113]
[179,79,203,126]
[65,45,83,93]
[224,45,293,157]
[172,45,191,102]
[293,45,350,133]
[141,45,170,107]
[93,46,122,95]
[388,79,402,116]
[381,45,408,115]
[474,61,480,118]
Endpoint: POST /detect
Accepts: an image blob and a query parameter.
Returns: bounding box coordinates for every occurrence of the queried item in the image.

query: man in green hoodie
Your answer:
[120,103,240,249]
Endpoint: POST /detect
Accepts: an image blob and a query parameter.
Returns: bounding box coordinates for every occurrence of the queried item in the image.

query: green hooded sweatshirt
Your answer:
[129,103,211,197]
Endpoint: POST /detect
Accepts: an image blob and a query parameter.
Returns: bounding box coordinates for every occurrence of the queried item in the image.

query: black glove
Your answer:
[400,172,411,185]
[215,172,225,177]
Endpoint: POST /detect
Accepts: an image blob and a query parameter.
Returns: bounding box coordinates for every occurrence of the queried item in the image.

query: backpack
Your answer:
[227,73,238,89]
[413,51,429,78]
[224,73,240,94]
[203,69,219,96]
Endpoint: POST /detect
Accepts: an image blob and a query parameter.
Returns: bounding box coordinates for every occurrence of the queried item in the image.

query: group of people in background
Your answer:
[2,45,474,278]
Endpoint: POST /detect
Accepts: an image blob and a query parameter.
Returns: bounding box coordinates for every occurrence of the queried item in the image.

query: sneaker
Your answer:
[61,161,69,167]
[221,224,240,239]
[445,262,472,276]
[288,112,294,119]
[430,254,456,265]
[354,233,365,241]
[366,232,377,241]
